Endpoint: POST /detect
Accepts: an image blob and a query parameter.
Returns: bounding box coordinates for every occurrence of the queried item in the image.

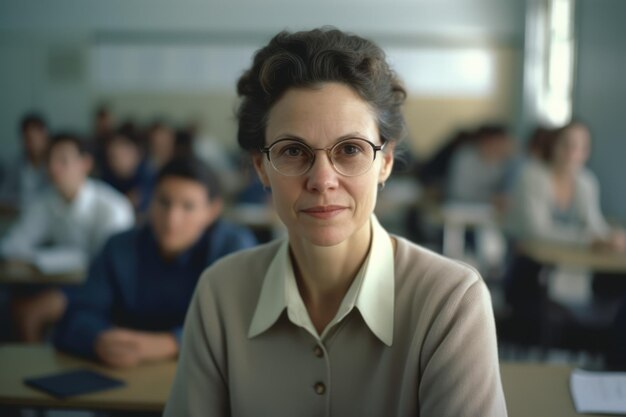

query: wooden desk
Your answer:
[521,241,626,273]
[0,262,85,285]
[0,345,599,416]
[500,362,603,417]
[0,344,175,412]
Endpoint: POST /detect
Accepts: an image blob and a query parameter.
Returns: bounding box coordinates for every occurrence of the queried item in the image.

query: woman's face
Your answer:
[253,82,394,247]
[553,124,590,172]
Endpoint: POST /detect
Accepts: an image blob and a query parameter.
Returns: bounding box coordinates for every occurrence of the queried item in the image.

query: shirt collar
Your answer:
[51,177,95,214]
[248,215,394,346]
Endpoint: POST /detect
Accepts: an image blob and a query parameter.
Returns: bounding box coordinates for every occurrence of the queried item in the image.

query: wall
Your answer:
[0,0,525,161]
[574,0,626,221]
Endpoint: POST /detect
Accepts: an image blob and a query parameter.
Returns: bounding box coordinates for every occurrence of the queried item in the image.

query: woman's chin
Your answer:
[293,226,351,248]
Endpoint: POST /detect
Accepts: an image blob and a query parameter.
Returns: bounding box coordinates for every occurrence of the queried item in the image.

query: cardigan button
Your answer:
[313,345,324,358]
[314,382,326,395]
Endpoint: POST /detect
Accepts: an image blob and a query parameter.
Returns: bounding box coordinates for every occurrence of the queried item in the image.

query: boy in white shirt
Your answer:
[0,132,134,342]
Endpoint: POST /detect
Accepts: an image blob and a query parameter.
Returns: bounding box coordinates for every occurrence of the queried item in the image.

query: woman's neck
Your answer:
[288,220,372,333]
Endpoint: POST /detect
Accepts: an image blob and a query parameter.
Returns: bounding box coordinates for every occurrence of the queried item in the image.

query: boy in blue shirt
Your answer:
[54,158,257,367]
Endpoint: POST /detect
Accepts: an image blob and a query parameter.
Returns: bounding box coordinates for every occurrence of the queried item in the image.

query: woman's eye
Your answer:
[339,143,363,155]
[280,144,307,157]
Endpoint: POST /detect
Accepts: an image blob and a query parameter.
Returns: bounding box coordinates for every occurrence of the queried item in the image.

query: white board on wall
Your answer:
[90,43,496,97]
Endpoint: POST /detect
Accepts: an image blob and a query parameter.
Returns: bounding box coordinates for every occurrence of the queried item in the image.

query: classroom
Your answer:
[1,0,626,416]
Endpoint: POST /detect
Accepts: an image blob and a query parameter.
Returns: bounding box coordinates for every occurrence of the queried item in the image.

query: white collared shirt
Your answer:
[0,178,134,261]
[248,214,394,346]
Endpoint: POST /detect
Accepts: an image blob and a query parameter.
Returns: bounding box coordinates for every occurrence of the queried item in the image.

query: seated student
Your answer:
[147,121,177,172]
[504,120,626,343]
[446,124,516,212]
[101,127,155,214]
[53,158,257,368]
[90,105,116,177]
[0,113,50,210]
[0,133,134,342]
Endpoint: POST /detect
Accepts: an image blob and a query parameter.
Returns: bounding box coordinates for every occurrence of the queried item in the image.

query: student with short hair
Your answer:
[54,158,257,368]
[0,132,134,342]
[0,112,51,210]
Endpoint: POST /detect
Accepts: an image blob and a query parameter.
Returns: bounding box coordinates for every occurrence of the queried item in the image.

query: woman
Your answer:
[165,28,506,417]
[507,121,624,248]
[504,121,626,342]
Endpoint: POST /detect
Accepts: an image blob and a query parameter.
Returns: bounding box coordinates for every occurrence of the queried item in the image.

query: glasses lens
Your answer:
[269,140,313,176]
[331,139,375,176]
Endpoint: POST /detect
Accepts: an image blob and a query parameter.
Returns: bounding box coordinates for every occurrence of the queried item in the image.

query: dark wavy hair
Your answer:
[236,27,407,152]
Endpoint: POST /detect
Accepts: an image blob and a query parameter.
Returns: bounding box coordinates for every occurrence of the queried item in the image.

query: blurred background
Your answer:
[1,0,626,375]
[0,0,624,216]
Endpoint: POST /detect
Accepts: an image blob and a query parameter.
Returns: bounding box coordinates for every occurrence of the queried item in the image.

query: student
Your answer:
[165,28,506,417]
[0,113,51,210]
[147,121,177,172]
[446,124,516,211]
[0,132,134,342]
[102,127,155,214]
[504,121,626,342]
[54,158,257,368]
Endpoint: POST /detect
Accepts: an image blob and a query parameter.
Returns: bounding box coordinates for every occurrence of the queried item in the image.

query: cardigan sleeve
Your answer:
[419,278,508,417]
[164,271,231,417]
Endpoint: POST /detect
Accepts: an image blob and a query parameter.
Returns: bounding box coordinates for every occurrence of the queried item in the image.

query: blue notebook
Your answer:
[24,369,125,399]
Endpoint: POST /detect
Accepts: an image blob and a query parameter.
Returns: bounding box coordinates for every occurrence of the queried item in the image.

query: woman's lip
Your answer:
[301,206,346,219]
[301,205,346,213]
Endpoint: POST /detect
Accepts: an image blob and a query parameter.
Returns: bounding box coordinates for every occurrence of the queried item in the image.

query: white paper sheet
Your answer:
[32,247,87,275]
[570,368,626,414]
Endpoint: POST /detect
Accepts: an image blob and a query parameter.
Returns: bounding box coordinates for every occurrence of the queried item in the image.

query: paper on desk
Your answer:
[32,247,87,275]
[570,368,626,414]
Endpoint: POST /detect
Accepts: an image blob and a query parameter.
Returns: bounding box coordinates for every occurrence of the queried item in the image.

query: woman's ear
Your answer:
[251,152,270,188]
[378,142,395,183]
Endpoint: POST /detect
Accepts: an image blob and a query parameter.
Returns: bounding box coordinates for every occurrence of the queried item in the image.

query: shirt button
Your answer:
[313,346,324,358]
[314,382,326,395]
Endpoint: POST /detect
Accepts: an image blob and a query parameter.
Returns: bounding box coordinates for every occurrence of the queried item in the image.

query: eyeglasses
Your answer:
[261,138,386,177]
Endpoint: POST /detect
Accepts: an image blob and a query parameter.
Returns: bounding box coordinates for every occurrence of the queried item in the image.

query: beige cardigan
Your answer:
[164,236,507,417]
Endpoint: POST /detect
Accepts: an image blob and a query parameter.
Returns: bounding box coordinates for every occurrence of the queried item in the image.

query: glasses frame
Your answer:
[260,138,387,177]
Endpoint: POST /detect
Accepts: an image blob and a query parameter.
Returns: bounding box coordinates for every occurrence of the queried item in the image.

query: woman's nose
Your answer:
[305,150,339,192]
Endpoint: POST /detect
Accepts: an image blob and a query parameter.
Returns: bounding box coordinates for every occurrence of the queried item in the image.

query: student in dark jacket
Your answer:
[54,157,257,368]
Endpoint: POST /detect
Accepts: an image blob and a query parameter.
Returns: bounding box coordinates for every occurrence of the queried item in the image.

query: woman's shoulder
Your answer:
[392,236,485,299]
[576,167,599,190]
[196,239,283,293]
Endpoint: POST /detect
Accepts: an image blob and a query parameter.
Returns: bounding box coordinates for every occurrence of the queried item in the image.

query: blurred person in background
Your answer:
[90,105,115,177]
[102,127,155,214]
[446,124,517,213]
[0,113,50,211]
[504,120,626,343]
[0,133,134,342]
[54,158,257,368]
[416,129,474,203]
[187,119,242,197]
[147,121,177,173]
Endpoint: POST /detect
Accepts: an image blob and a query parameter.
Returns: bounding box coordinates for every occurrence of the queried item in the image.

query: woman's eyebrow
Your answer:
[270,132,371,145]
